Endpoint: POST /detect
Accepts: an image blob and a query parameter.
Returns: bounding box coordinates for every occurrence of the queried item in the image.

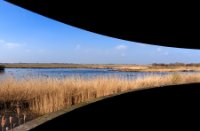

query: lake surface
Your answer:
[0,68,173,80]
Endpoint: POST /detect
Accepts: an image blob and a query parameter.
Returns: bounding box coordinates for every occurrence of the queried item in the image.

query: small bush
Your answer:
[0,65,5,71]
[171,73,181,84]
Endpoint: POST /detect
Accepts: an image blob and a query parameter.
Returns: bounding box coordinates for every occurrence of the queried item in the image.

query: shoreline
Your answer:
[1,63,200,72]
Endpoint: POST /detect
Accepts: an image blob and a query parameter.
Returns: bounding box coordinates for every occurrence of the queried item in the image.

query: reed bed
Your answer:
[0,73,200,115]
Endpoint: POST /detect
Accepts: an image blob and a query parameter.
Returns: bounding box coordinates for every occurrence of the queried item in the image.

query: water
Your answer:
[1,68,199,81]
[0,68,172,80]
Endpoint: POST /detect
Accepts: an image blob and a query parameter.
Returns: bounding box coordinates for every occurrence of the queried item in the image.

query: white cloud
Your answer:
[121,53,126,57]
[75,44,81,50]
[156,47,162,52]
[5,43,20,49]
[115,45,127,50]
[164,51,169,55]
[25,49,31,53]
[0,39,22,49]
[0,39,5,43]
[138,43,147,47]
[156,47,169,55]
[38,49,45,53]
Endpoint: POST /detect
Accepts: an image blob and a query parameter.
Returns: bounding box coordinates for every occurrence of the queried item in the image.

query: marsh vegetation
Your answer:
[1,73,200,130]
[1,64,200,130]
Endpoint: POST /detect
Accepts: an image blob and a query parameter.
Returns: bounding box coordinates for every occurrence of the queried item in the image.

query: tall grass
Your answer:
[1,73,200,115]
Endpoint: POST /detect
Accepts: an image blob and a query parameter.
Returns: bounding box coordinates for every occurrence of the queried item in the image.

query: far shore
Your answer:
[1,63,200,72]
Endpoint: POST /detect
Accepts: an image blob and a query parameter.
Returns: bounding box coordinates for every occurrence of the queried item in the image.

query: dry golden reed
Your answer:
[1,73,200,115]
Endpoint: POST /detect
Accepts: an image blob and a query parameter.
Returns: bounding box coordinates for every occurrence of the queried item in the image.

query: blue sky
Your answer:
[0,1,200,64]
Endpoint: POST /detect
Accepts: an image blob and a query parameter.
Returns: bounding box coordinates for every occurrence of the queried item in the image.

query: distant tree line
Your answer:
[152,63,200,67]
[0,65,5,71]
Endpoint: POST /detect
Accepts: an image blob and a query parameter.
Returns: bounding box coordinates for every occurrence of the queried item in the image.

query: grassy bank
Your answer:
[1,73,200,115]
[113,66,200,72]
[112,64,200,72]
